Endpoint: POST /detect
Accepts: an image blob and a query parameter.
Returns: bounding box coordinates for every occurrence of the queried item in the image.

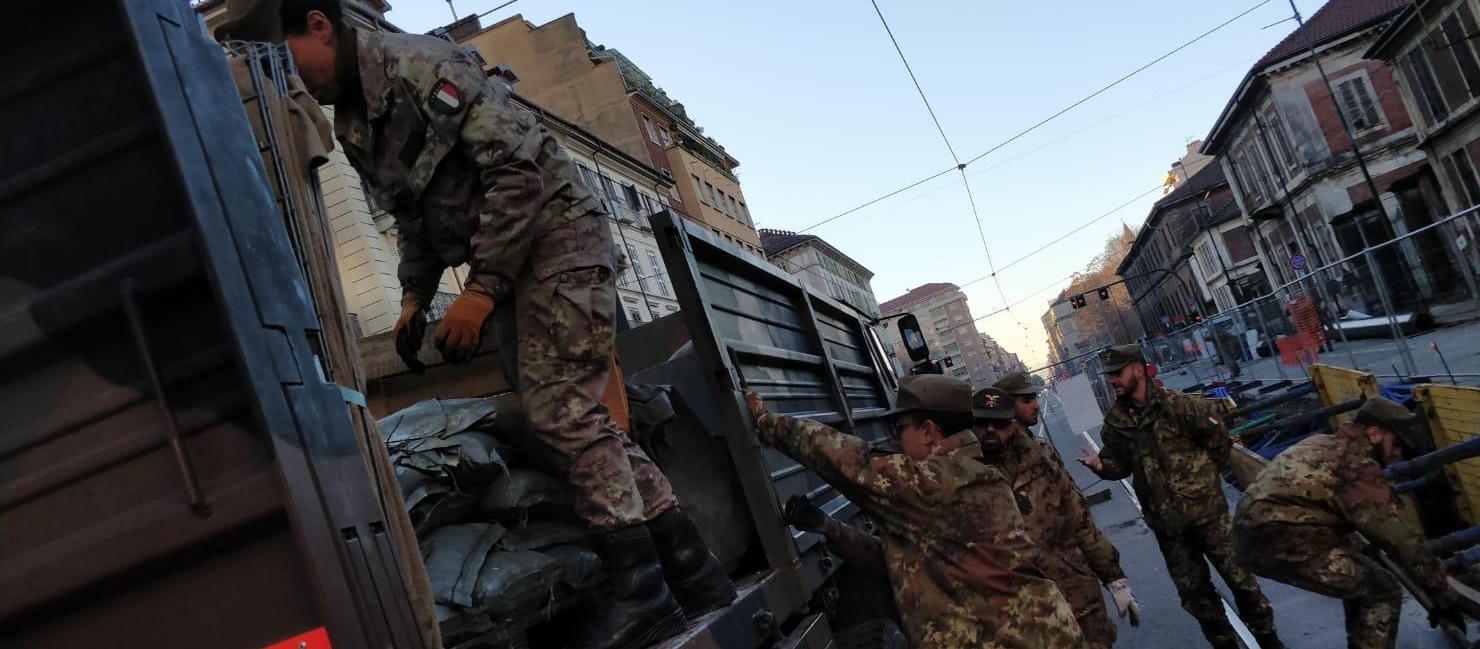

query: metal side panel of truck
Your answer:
[0,2,427,648]
[622,210,902,648]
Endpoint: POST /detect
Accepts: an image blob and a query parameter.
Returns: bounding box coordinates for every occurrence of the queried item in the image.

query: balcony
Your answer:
[606,201,653,230]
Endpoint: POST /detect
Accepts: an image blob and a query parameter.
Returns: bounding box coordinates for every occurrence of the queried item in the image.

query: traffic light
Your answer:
[943,356,954,368]
[1070,294,1086,309]
[1190,312,1203,324]
[1097,287,1110,301]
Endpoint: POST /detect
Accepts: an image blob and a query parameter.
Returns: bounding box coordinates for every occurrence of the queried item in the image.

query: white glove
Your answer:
[1109,578,1141,627]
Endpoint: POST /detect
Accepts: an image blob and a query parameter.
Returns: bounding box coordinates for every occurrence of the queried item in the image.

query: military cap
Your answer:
[215,0,286,43]
[1354,397,1426,450]
[1098,344,1145,374]
[883,375,972,419]
[971,388,1015,421]
[993,371,1039,396]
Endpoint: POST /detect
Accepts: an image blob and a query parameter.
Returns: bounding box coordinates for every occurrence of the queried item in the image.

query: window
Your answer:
[929,306,947,319]
[1442,10,1480,98]
[1259,104,1298,174]
[642,115,658,144]
[727,196,740,218]
[944,342,960,355]
[623,184,642,213]
[576,163,601,195]
[692,175,708,204]
[951,367,969,379]
[1443,149,1480,208]
[647,251,668,297]
[629,308,643,323]
[599,174,620,204]
[626,245,644,288]
[1404,50,1451,122]
[704,182,717,204]
[1334,74,1384,132]
[933,318,949,331]
[737,202,750,223]
[1197,239,1220,277]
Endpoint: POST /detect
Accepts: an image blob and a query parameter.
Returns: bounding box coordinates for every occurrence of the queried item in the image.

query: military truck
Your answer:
[0,2,904,647]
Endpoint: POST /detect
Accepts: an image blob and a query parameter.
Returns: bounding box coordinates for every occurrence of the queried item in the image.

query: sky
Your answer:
[387,0,1330,368]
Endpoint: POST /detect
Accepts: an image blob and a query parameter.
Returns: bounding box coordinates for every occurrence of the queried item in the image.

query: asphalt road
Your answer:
[1036,391,1455,649]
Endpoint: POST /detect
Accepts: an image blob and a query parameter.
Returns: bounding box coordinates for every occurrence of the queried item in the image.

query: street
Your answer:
[1037,391,1454,649]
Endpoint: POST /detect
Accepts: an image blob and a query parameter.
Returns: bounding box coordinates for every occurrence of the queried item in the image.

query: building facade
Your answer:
[759,229,881,319]
[1203,0,1473,319]
[1369,0,1480,295]
[878,283,1013,388]
[458,14,765,254]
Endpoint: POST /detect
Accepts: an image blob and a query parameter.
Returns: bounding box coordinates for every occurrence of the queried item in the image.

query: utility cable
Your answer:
[870,0,962,166]
[797,0,1273,234]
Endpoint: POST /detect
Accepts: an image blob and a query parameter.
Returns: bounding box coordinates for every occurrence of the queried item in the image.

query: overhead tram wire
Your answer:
[869,0,1026,334]
[870,0,962,166]
[797,0,1274,234]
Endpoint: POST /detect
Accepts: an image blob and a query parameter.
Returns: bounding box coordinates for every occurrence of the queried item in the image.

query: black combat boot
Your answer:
[577,525,687,649]
[648,507,737,617]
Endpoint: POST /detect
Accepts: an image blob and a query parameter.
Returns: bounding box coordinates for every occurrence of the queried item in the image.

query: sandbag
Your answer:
[498,521,589,551]
[476,549,562,619]
[380,398,509,487]
[404,481,477,537]
[421,523,508,609]
[379,398,499,443]
[479,469,575,523]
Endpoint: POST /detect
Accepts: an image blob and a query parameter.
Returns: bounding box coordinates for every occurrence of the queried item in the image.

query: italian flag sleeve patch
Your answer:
[428,79,463,114]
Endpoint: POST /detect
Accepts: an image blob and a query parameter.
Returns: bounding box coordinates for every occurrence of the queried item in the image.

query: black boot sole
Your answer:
[673,574,737,619]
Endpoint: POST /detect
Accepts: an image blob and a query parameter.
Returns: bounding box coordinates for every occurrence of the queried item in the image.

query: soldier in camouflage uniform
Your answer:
[982,379,1139,649]
[1234,398,1465,649]
[220,2,735,647]
[1079,345,1283,649]
[745,375,1085,649]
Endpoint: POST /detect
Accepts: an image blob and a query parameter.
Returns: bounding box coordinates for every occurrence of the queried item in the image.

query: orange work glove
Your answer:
[393,293,427,374]
[435,284,496,364]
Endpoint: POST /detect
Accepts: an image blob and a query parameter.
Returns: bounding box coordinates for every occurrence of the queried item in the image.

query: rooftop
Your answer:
[1204,0,1408,152]
[1256,0,1410,69]
[758,229,874,279]
[879,282,959,314]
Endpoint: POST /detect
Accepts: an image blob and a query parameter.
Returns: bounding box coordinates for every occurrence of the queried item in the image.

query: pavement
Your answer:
[1161,319,1480,391]
[1036,391,1456,649]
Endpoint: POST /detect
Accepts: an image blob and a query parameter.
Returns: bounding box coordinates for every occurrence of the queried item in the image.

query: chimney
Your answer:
[487,65,519,93]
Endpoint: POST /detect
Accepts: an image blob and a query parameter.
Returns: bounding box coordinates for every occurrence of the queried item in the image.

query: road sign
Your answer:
[1290,254,1307,271]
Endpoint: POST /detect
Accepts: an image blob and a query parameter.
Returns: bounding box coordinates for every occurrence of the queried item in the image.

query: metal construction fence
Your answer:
[1134,202,1480,384]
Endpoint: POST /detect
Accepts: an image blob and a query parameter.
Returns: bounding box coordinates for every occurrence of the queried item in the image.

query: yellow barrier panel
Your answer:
[1309,364,1378,430]
[1415,384,1480,526]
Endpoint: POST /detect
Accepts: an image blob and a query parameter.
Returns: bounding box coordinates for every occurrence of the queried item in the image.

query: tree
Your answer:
[1052,228,1144,349]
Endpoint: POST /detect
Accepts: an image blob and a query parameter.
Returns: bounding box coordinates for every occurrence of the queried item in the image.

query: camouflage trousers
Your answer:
[493,264,677,530]
[1153,513,1276,649]
[1237,524,1400,649]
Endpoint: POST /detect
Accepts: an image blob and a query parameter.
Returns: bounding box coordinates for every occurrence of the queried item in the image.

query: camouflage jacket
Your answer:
[1235,432,1449,596]
[753,412,1084,649]
[1096,385,1231,533]
[993,428,1125,598]
[333,29,611,302]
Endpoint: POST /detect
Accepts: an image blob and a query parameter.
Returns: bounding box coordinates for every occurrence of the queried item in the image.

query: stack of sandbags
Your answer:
[378,398,603,625]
